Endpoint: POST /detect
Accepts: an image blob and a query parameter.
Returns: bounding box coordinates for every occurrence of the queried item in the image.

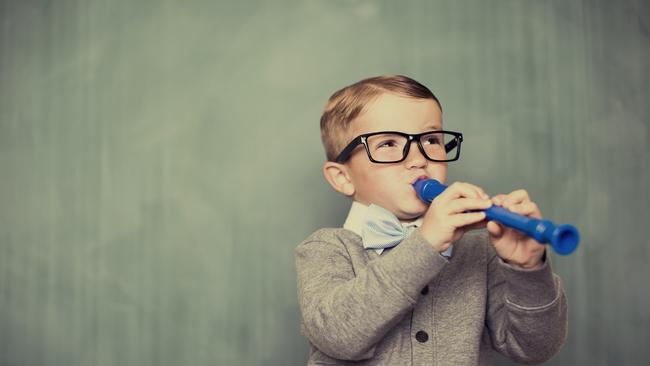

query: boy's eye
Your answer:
[423,136,442,145]
[376,139,399,149]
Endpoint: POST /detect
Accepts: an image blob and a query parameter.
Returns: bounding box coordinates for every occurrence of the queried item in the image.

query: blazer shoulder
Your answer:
[296,227,361,252]
[303,227,359,242]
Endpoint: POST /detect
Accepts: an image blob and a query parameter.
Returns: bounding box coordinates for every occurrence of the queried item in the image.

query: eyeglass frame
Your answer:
[334,130,464,164]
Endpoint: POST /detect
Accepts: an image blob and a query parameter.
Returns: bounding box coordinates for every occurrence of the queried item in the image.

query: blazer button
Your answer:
[415,330,429,343]
[420,285,429,295]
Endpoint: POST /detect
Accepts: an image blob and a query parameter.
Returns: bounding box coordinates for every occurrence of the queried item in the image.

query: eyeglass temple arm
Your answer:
[335,136,365,163]
[444,136,461,153]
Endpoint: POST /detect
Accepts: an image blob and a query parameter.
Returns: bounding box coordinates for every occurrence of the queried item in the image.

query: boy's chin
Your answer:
[397,203,428,220]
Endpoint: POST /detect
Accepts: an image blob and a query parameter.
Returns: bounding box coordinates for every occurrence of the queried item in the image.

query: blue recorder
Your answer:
[412,179,580,255]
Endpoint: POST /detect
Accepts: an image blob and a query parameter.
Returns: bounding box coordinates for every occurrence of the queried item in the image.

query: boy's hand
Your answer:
[419,182,492,254]
[487,190,546,270]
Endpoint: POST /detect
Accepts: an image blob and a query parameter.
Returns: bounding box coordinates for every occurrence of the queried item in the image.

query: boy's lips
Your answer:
[410,175,430,185]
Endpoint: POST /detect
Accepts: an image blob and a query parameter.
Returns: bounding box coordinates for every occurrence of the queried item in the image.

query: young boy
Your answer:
[295,75,567,365]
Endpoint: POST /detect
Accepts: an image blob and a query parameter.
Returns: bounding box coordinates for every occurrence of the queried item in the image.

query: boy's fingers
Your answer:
[515,202,533,214]
[509,201,542,218]
[442,182,488,201]
[487,221,503,237]
[502,189,530,206]
[450,211,486,228]
[447,197,492,215]
[445,182,479,198]
[491,194,507,206]
[464,183,489,199]
[468,183,489,199]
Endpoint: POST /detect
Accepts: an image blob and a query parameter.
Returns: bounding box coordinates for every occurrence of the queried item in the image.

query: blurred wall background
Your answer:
[1,0,648,365]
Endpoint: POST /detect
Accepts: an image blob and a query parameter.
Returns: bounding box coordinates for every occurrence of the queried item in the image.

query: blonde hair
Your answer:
[319,75,441,162]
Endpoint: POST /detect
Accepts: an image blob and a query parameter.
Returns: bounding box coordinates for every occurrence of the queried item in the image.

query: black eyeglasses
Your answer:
[334,130,463,164]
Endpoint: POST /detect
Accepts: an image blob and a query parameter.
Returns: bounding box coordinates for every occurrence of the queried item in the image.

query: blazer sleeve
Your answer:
[295,229,447,361]
[485,243,569,364]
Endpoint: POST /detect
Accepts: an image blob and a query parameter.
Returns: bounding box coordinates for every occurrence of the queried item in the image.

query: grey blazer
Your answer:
[295,228,567,365]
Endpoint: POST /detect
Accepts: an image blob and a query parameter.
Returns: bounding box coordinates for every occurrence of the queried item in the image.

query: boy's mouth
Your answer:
[410,175,430,185]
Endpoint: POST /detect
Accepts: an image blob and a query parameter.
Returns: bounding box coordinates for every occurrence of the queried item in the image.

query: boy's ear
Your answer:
[323,161,355,197]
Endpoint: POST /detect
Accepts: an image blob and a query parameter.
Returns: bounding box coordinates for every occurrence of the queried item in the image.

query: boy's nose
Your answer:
[404,140,427,168]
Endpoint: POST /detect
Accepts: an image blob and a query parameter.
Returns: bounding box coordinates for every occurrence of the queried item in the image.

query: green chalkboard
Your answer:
[1,1,648,365]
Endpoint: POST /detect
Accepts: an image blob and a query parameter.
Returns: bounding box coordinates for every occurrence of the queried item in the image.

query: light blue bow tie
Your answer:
[362,204,418,250]
[362,204,454,257]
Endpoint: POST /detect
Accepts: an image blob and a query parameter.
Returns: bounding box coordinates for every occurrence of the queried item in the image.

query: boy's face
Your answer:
[345,93,446,221]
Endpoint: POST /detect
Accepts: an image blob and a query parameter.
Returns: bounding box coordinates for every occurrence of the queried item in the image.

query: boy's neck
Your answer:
[348,200,424,225]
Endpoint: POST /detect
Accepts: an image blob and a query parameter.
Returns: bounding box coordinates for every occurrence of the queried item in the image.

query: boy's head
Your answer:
[321,75,462,221]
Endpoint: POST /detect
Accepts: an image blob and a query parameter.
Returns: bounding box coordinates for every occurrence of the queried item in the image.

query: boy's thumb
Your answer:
[487,221,503,238]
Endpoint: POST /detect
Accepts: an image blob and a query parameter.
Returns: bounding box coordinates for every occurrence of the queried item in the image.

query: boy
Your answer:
[295,75,567,365]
